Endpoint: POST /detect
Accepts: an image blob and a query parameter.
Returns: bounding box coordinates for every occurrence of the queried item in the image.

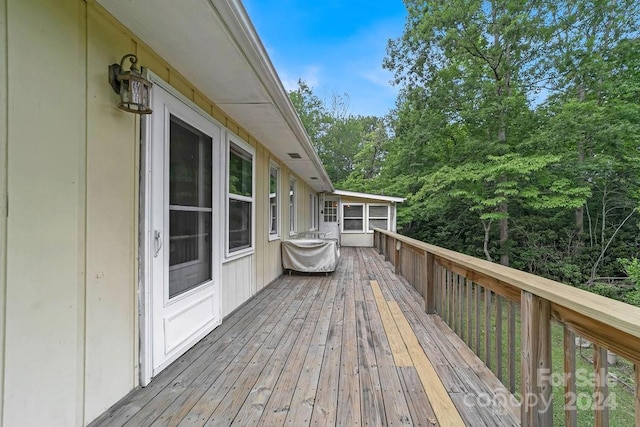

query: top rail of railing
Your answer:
[374,229,640,354]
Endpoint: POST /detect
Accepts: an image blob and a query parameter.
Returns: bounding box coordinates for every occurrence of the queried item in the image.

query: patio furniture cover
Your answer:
[282,238,340,273]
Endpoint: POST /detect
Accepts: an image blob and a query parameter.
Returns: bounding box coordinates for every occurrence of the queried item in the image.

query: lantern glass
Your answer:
[118,73,152,114]
[109,54,153,114]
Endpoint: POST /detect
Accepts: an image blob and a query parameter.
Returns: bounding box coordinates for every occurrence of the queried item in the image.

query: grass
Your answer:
[439,285,636,426]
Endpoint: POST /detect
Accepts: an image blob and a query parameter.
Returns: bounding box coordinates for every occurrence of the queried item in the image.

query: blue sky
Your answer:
[243,0,407,118]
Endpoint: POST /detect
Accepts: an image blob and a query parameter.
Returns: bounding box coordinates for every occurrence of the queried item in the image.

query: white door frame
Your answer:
[139,71,223,386]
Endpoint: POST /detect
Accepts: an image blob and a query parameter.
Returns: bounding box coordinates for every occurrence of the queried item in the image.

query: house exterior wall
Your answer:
[338,196,397,247]
[5,2,87,427]
[1,1,319,425]
[341,232,375,247]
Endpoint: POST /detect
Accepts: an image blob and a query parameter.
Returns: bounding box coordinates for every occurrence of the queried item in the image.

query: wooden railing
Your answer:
[374,229,640,427]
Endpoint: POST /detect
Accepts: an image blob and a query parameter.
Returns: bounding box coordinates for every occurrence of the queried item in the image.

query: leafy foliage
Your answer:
[289,1,640,296]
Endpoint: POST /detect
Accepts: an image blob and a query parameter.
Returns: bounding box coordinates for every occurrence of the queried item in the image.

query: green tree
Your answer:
[385,0,557,265]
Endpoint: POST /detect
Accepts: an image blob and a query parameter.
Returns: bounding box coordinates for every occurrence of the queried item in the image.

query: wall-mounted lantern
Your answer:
[108,54,153,114]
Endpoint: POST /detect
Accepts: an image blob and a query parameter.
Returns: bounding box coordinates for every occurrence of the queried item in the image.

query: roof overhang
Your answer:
[332,190,405,203]
[96,0,334,192]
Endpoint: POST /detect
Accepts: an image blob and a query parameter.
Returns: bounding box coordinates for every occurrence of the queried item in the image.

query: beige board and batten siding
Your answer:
[0,0,7,424]
[5,1,87,427]
[339,195,398,247]
[223,150,317,318]
[2,1,320,425]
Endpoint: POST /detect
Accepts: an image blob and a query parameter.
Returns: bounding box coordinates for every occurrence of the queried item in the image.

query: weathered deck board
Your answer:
[92,248,521,427]
[336,257,361,426]
[360,277,413,424]
[146,278,316,427]
[283,274,337,426]
[310,261,347,426]
[256,275,330,426]
[365,248,520,425]
[92,278,292,426]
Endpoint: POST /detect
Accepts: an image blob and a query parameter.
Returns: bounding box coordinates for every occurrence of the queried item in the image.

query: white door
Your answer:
[147,86,221,379]
[320,196,340,242]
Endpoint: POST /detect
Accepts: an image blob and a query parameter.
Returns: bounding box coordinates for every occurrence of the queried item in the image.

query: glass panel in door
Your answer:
[168,115,212,298]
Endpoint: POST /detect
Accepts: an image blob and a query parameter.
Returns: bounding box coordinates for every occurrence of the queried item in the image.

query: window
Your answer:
[227,140,254,255]
[342,203,364,232]
[324,200,338,223]
[368,204,389,232]
[289,178,297,233]
[269,164,280,239]
[168,115,212,297]
[310,194,318,230]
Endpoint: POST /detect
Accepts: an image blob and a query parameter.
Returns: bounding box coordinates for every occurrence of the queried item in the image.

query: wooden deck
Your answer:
[92,248,520,426]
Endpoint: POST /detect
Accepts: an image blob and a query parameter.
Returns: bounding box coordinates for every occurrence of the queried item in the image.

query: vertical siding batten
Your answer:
[0,0,7,422]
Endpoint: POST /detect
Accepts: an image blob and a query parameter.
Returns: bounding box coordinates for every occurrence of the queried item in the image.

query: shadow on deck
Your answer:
[92,247,519,426]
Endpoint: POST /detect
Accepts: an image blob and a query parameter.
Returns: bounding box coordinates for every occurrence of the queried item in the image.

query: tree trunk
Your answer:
[575,83,586,248]
[483,220,493,262]
[499,205,509,266]
[498,37,510,267]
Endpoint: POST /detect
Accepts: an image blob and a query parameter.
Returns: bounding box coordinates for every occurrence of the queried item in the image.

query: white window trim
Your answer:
[225,132,255,260]
[289,177,297,235]
[341,202,365,233]
[268,161,281,241]
[310,194,318,231]
[367,204,390,234]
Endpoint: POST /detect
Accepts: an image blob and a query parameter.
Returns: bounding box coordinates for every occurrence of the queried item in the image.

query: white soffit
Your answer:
[96,0,333,192]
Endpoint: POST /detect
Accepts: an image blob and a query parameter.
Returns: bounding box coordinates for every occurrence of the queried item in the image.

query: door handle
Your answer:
[154,230,163,257]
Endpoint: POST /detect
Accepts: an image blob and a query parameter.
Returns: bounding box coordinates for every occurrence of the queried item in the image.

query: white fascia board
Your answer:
[215,0,333,191]
[332,189,405,203]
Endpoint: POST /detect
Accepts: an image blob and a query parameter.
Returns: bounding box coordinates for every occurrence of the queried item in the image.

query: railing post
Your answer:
[425,251,436,314]
[521,290,552,427]
[395,239,401,275]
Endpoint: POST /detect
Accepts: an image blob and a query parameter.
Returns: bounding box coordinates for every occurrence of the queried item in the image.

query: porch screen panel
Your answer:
[168,115,212,298]
[343,205,364,231]
[368,205,389,231]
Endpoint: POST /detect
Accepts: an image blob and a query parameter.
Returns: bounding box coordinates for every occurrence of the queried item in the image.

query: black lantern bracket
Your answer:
[108,54,138,94]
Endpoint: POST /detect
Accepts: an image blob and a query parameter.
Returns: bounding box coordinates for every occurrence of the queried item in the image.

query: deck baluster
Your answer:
[564,327,577,427]
[594,345,610,427]
[485,288,492,369]
[425,251,436,314]
[635,363,639,427]
[458,275,463,338]
[475,283,481,356]
[508,301,516,393]
[496,295,503,381]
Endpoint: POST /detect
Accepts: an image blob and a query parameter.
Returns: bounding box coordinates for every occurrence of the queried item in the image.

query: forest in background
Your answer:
[289,0,640,304]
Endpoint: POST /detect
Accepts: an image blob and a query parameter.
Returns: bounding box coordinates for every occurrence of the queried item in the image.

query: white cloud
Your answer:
[279,65,321,91]
[361,68,396,92]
